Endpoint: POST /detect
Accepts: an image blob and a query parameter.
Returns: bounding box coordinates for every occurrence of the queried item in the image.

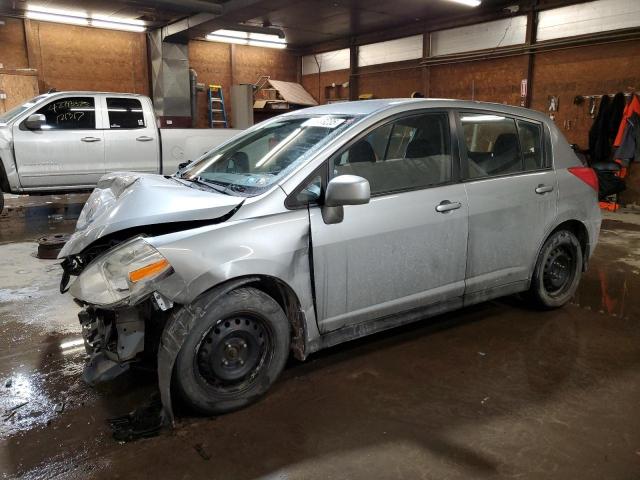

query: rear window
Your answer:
[107,98,145,129]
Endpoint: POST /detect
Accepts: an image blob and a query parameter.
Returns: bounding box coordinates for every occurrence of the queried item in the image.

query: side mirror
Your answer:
[322,175,370,224]
[24,114,46,130]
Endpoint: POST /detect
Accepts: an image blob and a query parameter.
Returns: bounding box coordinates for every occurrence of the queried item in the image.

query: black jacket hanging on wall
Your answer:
[589,95,611,163]
[608,93,627,145]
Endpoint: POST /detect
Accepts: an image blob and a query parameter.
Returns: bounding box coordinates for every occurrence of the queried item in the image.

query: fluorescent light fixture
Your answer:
[248,40,286,49]
[446,0,482,6]
[27,11,88,26]
[206,34,248,45]
[91,20,146,32]
[26,4,146,32]
[207,29,286,49]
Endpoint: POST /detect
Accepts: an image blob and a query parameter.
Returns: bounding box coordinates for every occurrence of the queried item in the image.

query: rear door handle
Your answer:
[436,200,462,213]
[535,184,554,194]
[136,136,154,142]
[81,136,101,143]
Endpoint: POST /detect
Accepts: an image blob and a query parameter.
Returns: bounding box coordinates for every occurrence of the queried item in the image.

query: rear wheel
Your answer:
[174,287,290,415]
[527,229,583,309]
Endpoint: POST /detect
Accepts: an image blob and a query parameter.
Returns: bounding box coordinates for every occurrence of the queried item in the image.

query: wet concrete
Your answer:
[1,196,640,479]
[0,193,89,245]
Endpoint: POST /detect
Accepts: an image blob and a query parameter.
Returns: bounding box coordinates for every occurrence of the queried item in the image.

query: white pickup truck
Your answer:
[0,91,240,211]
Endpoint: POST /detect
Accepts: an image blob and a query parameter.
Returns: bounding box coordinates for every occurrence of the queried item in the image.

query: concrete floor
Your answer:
[1,193,640,479]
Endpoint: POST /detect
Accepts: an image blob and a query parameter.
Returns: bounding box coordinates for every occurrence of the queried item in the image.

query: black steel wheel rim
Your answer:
[542,245,575,297]
[195,314,272,394]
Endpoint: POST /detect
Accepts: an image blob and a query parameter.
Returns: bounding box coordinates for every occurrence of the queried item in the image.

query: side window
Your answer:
[518,120,544,170]
[332,113,451,195]
[107,98,145,129]
[460,113,521,179]
[294,174,323,206]
[34,97,95,130]
[286,168,326,209]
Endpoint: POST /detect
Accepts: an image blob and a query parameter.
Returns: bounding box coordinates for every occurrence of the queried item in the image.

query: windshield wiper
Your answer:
[184,176,231,195]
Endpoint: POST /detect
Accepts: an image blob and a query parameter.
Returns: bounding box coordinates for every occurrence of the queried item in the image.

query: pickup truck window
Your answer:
[0,94,50,125]
[35,96,96,130]
[181,115,357,197]
[107,98,145,129]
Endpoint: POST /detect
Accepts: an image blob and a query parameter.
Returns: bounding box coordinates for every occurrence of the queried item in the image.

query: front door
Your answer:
[13,95,104,188]
[102,96,158,174]
[309,111,469,333]
[456,111,558,296]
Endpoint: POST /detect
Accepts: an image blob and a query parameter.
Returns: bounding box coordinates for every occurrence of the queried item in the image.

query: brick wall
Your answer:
[188,40,299,128]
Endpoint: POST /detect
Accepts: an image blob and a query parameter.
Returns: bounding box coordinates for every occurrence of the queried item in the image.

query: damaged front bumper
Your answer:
[79,306,146,385]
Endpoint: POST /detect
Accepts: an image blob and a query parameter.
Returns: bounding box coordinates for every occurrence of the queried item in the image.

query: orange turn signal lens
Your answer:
[128,259,170,283]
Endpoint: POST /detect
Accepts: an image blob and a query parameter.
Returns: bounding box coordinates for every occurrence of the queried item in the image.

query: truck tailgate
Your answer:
[160,128,242,174]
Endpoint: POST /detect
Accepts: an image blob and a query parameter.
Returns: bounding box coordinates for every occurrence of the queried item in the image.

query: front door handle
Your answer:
[435,200,462,213]
[535,184,554,194]
[136,136,154,142]
[81,136,101,143]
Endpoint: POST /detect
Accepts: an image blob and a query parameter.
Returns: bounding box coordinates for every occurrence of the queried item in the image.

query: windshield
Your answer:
[0,94,51,125]
[180,115,357,196]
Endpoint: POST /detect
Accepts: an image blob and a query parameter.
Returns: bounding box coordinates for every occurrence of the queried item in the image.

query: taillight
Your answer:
[568,166,599,192]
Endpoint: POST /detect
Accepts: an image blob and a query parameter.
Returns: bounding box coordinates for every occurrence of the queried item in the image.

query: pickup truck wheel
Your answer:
[527,229,583,309]
[174,287,290,415]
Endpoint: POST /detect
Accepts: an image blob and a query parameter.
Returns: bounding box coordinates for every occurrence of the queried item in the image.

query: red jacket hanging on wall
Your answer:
[614,95,640,147]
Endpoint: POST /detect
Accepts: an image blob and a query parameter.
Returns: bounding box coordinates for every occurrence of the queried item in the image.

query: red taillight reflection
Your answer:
[568,166,599,192]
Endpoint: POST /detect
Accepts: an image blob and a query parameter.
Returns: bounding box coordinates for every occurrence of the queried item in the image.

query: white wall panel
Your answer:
[302,49,350,75]
[537,0,640,41]
[358,35,423,67]
[431,16,527,56]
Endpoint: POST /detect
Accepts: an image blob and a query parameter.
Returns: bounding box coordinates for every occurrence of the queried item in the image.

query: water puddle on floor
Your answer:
[571,219,640,321]
[0,194,88,244]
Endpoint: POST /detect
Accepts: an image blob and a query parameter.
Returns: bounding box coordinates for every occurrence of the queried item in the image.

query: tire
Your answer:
[527,229,583,309]
[0,187,4,214]
[174,287,290,415]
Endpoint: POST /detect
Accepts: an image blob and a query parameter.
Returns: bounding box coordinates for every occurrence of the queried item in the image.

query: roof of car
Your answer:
[290,98,550,123]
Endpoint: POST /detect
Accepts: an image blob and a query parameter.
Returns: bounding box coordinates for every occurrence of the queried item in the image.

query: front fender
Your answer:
[0,129,21,192]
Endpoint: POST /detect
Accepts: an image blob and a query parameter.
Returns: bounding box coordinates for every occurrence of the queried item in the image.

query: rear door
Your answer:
[101,95,158,174]
[456,111,558,299]
[12,95,104,188]
[306,111,469,333]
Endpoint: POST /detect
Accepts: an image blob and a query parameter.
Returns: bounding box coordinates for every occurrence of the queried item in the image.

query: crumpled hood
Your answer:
[59,172,243,257]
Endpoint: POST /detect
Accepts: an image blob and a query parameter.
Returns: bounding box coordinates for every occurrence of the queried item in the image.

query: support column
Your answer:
[348,43,359,101]
[422,32,431,98]
[523,8,537,108]
[23,19,45,92]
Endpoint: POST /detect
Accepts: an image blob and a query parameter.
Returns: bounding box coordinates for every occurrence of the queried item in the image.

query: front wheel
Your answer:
[174,287,290,415]
[527,229,583,309]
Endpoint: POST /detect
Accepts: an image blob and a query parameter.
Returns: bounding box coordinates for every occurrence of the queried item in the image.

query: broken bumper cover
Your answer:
[78,307,145,385]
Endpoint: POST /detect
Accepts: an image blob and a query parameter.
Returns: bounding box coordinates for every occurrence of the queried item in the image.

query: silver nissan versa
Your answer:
[59,99,601,422]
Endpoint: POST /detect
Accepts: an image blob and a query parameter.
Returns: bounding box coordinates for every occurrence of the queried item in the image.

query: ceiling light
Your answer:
[26,4,146,32]
[26,11,88,26]
[446,0,482,6]
[91,20,146,32]
[207,29,287,49]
